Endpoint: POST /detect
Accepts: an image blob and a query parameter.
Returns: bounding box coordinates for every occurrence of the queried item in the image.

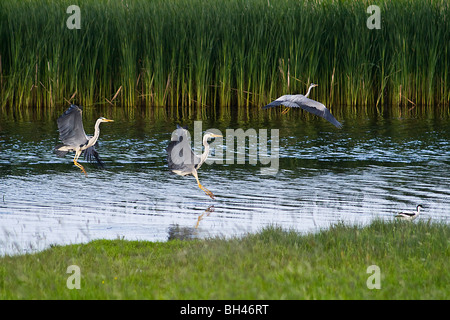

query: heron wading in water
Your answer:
[54,104,114,176]
[167,125,222,199]
[395,205,423,221]
[263,83,343,129]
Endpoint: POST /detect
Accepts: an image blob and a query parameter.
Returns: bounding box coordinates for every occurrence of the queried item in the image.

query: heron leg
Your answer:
[73,150,87,176]
[192,171,215,199]
[281,107,291,114]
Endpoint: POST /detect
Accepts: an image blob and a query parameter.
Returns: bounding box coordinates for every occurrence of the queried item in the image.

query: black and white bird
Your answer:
[262,83,343,129]
[395,205,423,221]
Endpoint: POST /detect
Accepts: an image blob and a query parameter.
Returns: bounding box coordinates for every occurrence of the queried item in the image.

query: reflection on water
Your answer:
[0,106,449,255]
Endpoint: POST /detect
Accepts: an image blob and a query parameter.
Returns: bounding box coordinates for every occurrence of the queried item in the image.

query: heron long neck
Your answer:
[86,119,102,148]
[200,135,211,165]
[305,85,315,98]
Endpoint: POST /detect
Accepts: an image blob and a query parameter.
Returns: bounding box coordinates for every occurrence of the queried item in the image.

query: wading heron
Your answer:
[167,125,222,199]
[54,104,114,175]
[395,205,423,221]
[263,83,343,128]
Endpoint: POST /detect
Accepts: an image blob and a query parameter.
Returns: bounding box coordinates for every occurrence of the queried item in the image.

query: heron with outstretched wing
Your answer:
[54,104,114,175]
[263,83,343,129]
[167,125,222,199]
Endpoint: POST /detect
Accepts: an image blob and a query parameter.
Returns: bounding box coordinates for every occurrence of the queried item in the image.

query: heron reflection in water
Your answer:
[195,205,215,228]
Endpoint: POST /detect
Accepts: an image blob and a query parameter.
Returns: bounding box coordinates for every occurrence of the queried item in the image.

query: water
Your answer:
[1,106,449,255]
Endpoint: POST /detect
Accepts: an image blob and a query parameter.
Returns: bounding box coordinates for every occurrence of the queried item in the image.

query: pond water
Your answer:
[1,106,449,255]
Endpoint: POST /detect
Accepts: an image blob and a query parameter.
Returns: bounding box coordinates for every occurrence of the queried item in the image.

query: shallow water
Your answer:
[1,106,449,255]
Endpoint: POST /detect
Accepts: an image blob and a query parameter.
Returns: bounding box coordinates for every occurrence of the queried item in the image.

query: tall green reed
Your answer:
[0,0,449,111]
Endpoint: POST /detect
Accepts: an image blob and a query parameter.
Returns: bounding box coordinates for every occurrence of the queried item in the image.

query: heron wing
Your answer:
[291,96,343,129]
[53,144,69,157]
[167,126,200,174]
[263,95,342,129]
[57,105,89,147]
[83,146,104,168]
[262,95,298,109]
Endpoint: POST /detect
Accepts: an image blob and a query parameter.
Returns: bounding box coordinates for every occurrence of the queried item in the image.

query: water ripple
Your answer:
[1,115,449,255]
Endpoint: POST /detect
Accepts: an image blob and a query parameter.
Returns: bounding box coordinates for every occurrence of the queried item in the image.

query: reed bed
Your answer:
[0,0,449,110]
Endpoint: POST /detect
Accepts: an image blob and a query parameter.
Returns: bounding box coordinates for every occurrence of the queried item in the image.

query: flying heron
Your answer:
[395,205,423,221]
[263,83,343,128]
[54,104,114,175]
[167,125,222,199]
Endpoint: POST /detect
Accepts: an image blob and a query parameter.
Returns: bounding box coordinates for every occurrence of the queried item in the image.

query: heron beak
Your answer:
[211,134,223,138]
[105,119,114,122]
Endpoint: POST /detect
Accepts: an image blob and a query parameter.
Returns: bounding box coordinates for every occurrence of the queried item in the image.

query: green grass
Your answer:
[0,0,449,110]
[1,219,448,299]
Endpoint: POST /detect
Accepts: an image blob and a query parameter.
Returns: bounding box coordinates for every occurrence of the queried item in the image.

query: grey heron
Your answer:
[54,104,114,175]
[167,125,222,199]
[395,205,423,221]
[263,83,343,128]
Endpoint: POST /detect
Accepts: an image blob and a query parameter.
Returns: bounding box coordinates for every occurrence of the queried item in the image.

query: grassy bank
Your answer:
[0,0,449,110]
[0,220,448,299]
